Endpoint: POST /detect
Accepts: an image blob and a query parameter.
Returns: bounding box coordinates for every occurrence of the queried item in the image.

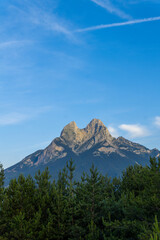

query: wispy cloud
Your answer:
[76,16,160,32]
[0,40,32,49]
[11,4,74,40]
[0,106,52,126]
[154,116,160,127]
[108,126,119,138]
[30,9,72,38]
[0,113,28,126]
[91,0,131,19]
[119,124,150,138]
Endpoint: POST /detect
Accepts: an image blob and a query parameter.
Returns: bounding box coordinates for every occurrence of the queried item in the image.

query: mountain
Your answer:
[4,119,160,186]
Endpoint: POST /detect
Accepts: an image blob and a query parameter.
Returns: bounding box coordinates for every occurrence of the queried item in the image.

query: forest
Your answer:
[0,158,160,240]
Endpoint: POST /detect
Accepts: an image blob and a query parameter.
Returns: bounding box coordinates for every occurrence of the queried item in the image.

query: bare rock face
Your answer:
[4,119,160,186]
[60,121,85,147]
[60,119,113,153]
[84,119,113,143]
[35,119,113,165]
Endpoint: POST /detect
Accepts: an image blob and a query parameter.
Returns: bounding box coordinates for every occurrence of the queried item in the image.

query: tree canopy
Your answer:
[0,158,160,240]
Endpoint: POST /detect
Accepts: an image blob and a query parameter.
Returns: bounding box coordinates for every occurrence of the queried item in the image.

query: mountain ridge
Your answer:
[5,119,160,186]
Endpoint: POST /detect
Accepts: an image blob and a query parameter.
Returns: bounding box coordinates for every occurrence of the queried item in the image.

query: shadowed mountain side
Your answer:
[4,119,160,186]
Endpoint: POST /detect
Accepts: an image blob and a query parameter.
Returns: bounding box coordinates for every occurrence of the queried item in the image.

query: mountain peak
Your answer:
[89,118,104,125]
[60,119,113,151]
[5,119,160,186]
[61,121,78,134]
[60,121,84,146]
[86,118,106,130]
[85,119,112,139]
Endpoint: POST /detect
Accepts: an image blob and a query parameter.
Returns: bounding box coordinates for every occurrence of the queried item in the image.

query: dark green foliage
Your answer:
[0,163,4,205]
[0,157,160,239]
[150,216,160,240]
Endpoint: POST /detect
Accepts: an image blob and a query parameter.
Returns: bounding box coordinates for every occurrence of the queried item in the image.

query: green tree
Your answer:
[150,216,160,240]
[0,163,4,206]
[75,164,105,238]
[45,167,68,240]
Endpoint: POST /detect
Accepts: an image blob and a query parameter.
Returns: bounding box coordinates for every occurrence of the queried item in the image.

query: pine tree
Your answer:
[150,216,160,240]
[45,167,68,240]
[75,164,104,238]
[33,168,51,239]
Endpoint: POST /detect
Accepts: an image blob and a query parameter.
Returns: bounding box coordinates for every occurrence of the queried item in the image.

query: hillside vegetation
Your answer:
[0,158,160,240]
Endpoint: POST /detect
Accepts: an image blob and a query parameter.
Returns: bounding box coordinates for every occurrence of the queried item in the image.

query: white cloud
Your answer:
[0,106,52,126]
[0,40,32,49]
[12,4,74,40]
[30,10,72,37]
[119,124,150,138]
[0,113,28,126]
[154,116,160,127]
[108,126,119,138]
[76,16,160,32]
[91,0,131,19]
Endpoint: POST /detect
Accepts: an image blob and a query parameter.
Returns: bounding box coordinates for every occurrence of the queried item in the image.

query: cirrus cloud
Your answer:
[91,0,131,19]
[0,113,28,126]
[108,126,119,138]
[0,106,52,126]
[154,116,160,127]
[0,40,32,49]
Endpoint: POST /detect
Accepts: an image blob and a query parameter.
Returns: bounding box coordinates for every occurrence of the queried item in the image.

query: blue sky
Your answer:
[0,0,160,169]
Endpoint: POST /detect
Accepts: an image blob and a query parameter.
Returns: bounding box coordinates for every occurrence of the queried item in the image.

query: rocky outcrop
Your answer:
[60,119,113,151]
[4,119,160,186]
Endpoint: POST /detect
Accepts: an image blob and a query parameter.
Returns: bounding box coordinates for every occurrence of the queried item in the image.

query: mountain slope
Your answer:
[5,119,160,185]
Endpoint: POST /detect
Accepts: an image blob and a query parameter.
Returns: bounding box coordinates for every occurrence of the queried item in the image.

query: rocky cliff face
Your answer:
[60,119,113,152]
[5,119,160,186]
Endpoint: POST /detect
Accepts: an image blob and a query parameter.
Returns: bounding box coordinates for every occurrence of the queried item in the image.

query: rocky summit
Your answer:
[5,119,160,185]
